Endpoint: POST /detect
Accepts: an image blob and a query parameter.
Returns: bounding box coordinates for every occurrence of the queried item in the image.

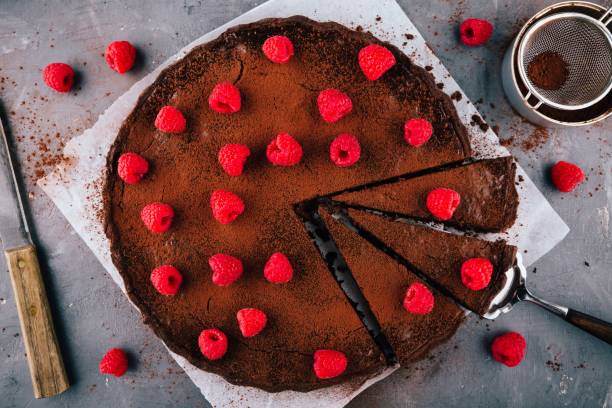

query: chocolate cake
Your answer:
[331,157,519,232]
[103,16,516,391]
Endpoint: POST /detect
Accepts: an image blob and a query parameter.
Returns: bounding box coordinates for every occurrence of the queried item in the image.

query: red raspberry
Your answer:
[317,89,353,123]
[99,348,128,377]
[150,265,183,296]
[491,332,526,367]
[208,82,241,114]
[313,349,347,379]
[264,252,294,284]
[461,258,493,291]
[358,44,396,81]
[154,106,186,133]
[551,161,585,193]
[105,41,136,74]
[198,329,228,360]
[117,152,149,184]
[209,253,243,286]
[404,118,433,147]
[236,308,268,337]
[426,188,461,221]
[330,133,361,168]
[262,35,294,64]
[210,190,245,224]
[140,202,174,233]
[266,133,303,167]
[403,282,434,315]
[460,19,494,47]
[218,144,250,177]
[42,63,75,93]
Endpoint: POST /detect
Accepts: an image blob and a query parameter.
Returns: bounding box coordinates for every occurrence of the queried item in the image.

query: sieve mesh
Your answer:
[520,14,612,108]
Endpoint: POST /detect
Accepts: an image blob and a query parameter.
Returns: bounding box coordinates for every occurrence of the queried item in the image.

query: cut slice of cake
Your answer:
[320,209,465,366]
[331,157,519,232]
[335,208,516,316]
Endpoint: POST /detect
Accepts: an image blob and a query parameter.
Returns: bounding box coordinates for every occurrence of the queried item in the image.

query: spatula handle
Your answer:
[565,309,612,345]
[5,244,69,398]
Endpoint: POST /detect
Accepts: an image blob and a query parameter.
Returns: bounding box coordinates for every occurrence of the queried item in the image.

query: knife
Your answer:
[0,113,69,398]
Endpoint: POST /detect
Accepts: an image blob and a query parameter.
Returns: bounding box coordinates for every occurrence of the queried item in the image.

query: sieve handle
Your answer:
[598,6,612,26]
[524,91,543,109]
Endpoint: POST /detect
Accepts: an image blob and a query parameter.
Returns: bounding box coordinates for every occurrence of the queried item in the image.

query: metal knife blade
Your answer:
[0,115,32,250]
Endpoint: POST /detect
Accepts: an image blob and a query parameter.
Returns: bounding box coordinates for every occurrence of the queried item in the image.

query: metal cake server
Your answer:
[0,112,69,397]
[484,253,612,345]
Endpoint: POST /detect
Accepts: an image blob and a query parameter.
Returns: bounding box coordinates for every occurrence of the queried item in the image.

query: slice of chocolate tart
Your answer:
[331,157,519,232]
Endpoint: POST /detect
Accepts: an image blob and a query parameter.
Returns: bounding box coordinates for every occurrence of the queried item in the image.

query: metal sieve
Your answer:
[517,9,612,110]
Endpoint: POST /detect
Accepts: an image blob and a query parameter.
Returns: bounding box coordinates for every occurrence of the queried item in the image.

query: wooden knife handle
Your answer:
[565,309,612,345]
[5,244,69,398]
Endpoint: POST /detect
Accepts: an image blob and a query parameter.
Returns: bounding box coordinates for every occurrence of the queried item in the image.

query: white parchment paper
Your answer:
[39,0,570,406]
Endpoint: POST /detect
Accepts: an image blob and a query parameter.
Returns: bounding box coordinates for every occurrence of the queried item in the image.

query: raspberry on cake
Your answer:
[43,63,75,93]
[263,252,294,283]
[99,348,128,377]
[105,40,137,74]
[209,253,243,286]
[117,152,149,184]
[209,82,241,113]
[262,35,294,63]
[266,133,303,166]
[461,258,493,291]
[358,44,396,80]
[210,190,245,224]
[218,144,251,177]
[237,308,268,337]
[330,133,361,167]
[313,350,348,379]
[154,106,186,133]
[403,282,435,315]
[404,118,434,147]
[426,188,461,221]
[199,329,228,360]
[150,265,183,296]
[317,89,353,123]
[140,202,174,233]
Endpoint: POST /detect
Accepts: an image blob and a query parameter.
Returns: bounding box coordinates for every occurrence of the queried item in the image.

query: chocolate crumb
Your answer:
[471,114,489,132]
[450,91,462,101]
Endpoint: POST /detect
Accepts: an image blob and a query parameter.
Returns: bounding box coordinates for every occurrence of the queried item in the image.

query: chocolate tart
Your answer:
[332,157,519,232]
[341,208,517,315]
[320,210,465,365]
[103,16,479,391]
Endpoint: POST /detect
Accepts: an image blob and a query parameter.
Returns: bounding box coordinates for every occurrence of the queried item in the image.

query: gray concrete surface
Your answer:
[0,0,610,407]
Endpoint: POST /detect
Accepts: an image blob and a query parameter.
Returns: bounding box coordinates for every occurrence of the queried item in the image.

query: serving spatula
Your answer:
[0,113,69,397]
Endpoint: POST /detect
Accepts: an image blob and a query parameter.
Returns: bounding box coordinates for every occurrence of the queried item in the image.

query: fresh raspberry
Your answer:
[210,190,245,224]
[154,106,186,133]
[198,329,228,360]
[358,44,396,81]
[313,350,348,379]
[491,332,526,367]
[105,41,136,74]
[150,265,183,296]
[262,35,294,64]
[266,133,303,166]
[459,19,494,47]
[42,63,75,93]
[426,188,461,221]
[99,348,128,377]
[117,152,149,184]
[208,82,241,114]
[317,89,353,123]
[140,202,174,233]
[218,144,250,177]
[236,308,268,337]
[209,253,243,286]
[551,161,585,193]
[403,282,434,315]
[330,133,361,168]
[404,118,433,147]
[461,258,493,291]
[263,252,294,284]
